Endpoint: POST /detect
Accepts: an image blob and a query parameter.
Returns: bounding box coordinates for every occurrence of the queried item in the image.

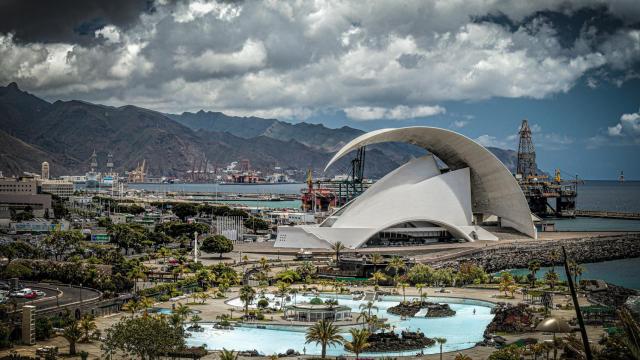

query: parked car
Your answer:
[33,290,46,297]
[9,288,32,298]
[24,291,38,299]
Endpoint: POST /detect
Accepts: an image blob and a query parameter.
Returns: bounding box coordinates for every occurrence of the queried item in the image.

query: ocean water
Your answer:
[507,257,640,290]
[128,182,306,195]
[577,180,640,213]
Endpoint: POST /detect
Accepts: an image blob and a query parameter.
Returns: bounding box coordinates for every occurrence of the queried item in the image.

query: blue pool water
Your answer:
[186,294,494,356]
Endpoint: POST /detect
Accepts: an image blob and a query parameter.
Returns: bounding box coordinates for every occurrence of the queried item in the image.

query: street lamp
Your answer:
[56,287,59,307]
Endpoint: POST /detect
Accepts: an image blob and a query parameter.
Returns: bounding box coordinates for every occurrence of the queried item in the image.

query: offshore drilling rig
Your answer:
[515,120,577,217]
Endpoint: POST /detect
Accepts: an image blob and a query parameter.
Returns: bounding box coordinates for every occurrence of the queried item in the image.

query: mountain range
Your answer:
[0,82,521,179]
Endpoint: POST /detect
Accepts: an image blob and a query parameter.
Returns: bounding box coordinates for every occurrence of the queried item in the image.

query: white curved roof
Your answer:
[325,126,537,239]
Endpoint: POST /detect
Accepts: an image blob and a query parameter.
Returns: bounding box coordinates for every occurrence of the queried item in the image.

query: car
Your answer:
[24,291,37,299]
[33,290,46,297]
[9,288,32,298]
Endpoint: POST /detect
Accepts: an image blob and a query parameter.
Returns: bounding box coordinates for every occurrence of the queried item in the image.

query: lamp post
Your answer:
[56,287,59,308]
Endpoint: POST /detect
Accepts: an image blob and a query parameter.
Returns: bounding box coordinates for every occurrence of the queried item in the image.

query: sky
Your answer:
[0,0,639,179]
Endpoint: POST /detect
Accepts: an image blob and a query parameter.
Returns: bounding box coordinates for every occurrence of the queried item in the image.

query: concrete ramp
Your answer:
[415,308,428,317]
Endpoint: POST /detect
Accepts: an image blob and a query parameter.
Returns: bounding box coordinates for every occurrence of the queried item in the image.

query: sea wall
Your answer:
[436,233,640,273]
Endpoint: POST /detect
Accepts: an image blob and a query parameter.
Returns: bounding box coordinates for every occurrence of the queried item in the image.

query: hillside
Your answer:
[0,82,522,179]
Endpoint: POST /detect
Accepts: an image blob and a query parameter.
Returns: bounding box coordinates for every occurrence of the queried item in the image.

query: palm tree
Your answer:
[568,260,585,287]
[158,246,172,264]
[545,269,559,290]
[127,265,147,292]
[549,249,560,273]
[434,337,447,360]
[239,285,257,315]
[218,348,239,360]
[175,302,191,322]
[344,328,370,360]
[138,296,154,313]
[399,282,409,303]
[305,319,345,359]
[331,241,346,262]
[527,260,541,287]
[122,299,140,316]
[62,320,82,355]
[359,301,378,316]
[370,271,386,286]
[416,283,426,302]
[385,256,406,285]
[198,292,210,304]
[79,315,97,342]
[196,269,216,289]
[259,257,270,272]
[370,253,383,272]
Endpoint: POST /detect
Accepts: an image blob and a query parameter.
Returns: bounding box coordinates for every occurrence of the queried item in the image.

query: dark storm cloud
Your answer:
[0,0,156,44]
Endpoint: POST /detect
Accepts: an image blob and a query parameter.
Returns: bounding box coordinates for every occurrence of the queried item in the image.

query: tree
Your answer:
[201,235,234,258]
[330,241,346,262]
[370,253,383,272]
[244,216,269,234]
[434,337,447,360]
[498,272,516,297]
[527,260,541,287]
[239,285,257,316]
[370,271,386,286]
[79,315,97,342]
[43,230,84,261]
[63,320,82,355]
[218,348,238,360]
[399,282,409,303]
[108,224,148,255]
[175,303,191,322]
[11,209,34,222]
[544,269,560,290]
[568,260,585,287]
[359,301,378,316]
[488,345,522,360]
[305,319,345,359]
[127,264,148,292]
[344,328,370,360]
[416,283,426,301]
[386,256,406,285]
[172,203,198,221]
[101,314,185,359]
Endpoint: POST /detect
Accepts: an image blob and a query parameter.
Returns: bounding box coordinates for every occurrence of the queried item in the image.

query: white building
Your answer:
[40,179,75,198]
[275,126,536,250]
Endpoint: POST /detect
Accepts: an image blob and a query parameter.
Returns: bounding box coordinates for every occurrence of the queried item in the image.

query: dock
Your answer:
[575,210,640,220]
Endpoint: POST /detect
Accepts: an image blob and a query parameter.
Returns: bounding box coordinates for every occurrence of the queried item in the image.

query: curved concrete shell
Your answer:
[274,126,536,250]
[326,126,537,239]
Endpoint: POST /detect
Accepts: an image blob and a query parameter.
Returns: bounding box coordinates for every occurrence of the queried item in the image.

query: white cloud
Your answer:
[475,135,510,148]
[590,108,640,147]
[0,0,638,118]
[452,120,468,128]
[173,0,241,23]
[344,105,445,121]
[174,39,267,76]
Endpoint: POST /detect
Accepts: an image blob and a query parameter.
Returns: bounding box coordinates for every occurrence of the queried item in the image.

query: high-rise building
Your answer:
[41,161,50,180]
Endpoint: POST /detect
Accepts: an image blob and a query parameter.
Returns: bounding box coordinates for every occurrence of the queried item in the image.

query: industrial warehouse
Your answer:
[275,126,538,250]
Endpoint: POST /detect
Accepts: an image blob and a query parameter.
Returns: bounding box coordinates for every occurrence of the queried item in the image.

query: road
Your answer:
[5,282,101,311]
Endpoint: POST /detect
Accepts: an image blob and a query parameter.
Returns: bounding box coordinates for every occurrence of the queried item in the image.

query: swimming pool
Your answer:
[186,294,495,356]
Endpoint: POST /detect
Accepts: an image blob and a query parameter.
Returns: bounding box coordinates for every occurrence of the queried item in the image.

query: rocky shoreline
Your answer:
[359,331,435,352]
[436,233,640,273]
[387,301,456,317]
[484,303,536,335]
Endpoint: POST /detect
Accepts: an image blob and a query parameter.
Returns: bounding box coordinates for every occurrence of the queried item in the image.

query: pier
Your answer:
[575,210,640,220]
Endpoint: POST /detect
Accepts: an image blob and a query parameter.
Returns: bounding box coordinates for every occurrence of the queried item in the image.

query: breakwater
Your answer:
[436,233,640,273]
